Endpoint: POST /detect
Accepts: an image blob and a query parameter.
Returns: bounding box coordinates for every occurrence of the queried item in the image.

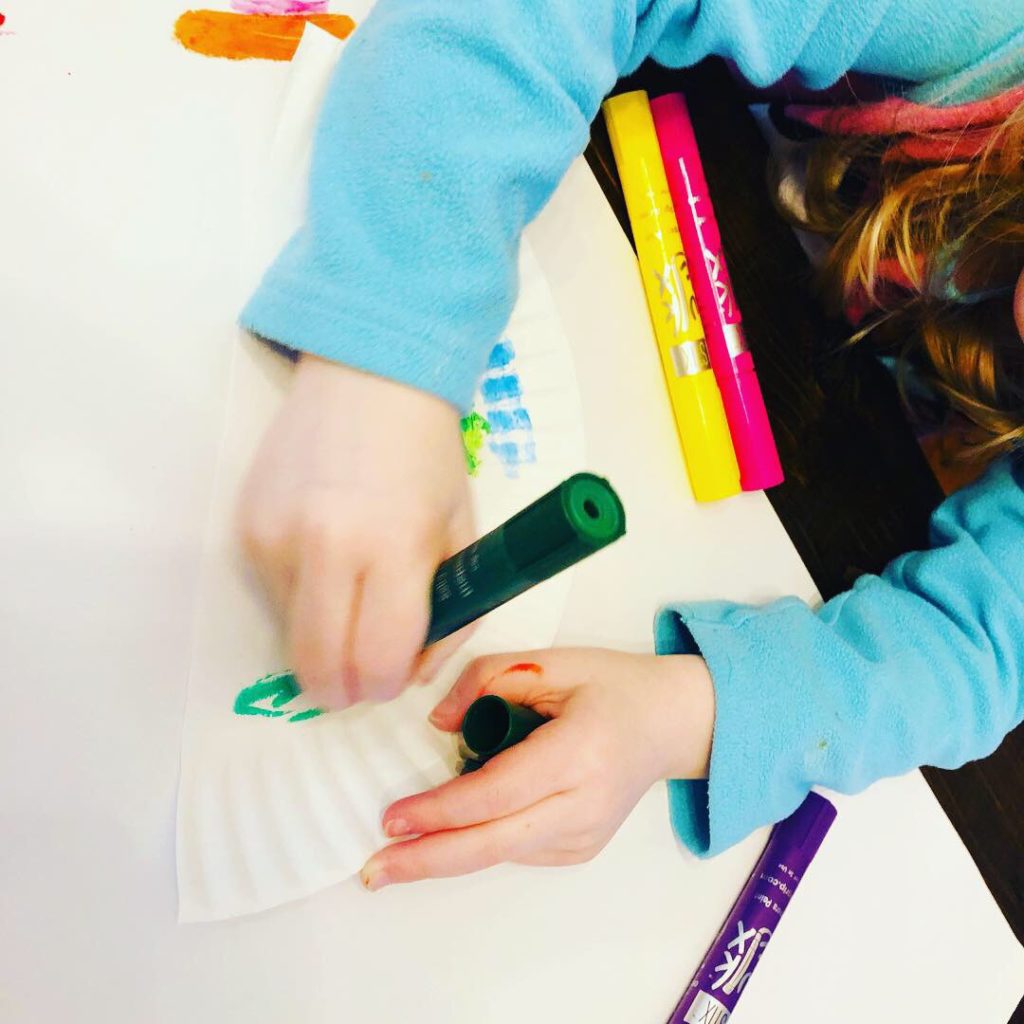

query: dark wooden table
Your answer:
[587,57,1024,1020]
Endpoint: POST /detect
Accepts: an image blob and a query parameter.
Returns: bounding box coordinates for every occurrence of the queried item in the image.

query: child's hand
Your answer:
[360,649,715,890]
[238,354,474,709]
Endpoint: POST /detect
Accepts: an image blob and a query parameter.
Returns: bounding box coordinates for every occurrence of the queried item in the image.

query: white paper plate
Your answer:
[176,24,586,923]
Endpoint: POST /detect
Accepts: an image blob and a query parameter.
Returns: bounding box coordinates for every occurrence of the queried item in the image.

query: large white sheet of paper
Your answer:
[1,4,1021,1022]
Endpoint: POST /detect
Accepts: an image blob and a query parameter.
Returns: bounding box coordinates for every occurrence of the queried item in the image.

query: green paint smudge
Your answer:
[460,410,491,476]
[233,671,325,723]
[288,708,325,722]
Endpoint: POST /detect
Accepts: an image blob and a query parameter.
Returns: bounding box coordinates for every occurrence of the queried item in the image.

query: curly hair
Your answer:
[783,93,1024,458]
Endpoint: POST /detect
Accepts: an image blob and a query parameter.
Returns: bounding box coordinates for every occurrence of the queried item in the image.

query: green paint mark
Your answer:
[288,708,325,722]
[233,672,299,717]
[233,671,325,723]
[460,411,491,476]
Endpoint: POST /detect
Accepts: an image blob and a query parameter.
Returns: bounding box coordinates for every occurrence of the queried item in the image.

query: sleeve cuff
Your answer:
[240,261,486,413]
[654,600,820,858]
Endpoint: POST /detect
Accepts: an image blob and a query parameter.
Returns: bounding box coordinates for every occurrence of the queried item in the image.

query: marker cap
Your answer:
[460,695,547,762]
[725,351,785,491]
[668,370,742,503]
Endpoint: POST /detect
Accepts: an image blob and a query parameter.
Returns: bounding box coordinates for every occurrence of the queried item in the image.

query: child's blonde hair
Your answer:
[791,96,1024,457]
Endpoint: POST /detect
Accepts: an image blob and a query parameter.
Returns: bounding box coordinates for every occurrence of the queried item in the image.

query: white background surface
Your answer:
[1,4,1022,1021]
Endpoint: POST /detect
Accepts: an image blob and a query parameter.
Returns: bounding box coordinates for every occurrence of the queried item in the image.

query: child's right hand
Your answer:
[238,354,475,709]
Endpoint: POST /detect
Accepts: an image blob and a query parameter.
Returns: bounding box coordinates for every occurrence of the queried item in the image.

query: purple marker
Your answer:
[668,793,837,1024]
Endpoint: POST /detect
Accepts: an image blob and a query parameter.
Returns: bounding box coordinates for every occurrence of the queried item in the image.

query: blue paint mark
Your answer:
[487,341,516,369]
[487,407,533,433]
[477,339,537,479]
[480,374,522,403]
[490,440,537,469]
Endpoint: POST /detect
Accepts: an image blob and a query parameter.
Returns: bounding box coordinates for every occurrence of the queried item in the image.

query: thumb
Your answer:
[429,653,558,732]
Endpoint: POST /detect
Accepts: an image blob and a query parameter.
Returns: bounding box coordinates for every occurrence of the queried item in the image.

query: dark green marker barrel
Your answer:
[425,473,626,646]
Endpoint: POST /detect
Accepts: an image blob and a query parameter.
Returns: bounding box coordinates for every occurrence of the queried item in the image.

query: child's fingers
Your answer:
[350,554,433,702]
[237,503,299,613]
[361,793,569,890]
[410,505,480,685]
[288,549,359,709]
[412,621,477,686]
[515,847,596,867]
[382,719,571,837]
[428,652,560,731]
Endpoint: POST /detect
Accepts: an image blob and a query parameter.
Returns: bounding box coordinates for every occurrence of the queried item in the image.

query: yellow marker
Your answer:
[603,90,740,502]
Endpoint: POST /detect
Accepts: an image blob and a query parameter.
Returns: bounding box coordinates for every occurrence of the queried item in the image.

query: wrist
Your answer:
[296,352,460,424]
[649,655,715,781]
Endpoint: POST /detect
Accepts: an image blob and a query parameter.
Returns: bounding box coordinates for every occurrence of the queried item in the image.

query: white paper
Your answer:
[1,4,1021,1021]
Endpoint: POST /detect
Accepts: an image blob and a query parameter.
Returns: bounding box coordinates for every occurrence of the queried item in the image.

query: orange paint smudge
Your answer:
[174,10,355,61]
[473,662,543,700]
[504,662,543,676]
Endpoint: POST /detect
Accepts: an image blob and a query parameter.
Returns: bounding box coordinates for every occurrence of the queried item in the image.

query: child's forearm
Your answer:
[241,0,644,410]
[658,457,1024,857]
[240,0,1020,412]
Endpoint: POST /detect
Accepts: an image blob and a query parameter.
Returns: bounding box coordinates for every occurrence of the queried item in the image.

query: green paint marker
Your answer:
[425,472,625,646]
[234,474,625,722]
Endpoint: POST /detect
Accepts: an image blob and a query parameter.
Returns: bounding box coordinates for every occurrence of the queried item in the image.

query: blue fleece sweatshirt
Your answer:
[241,1,1024,855]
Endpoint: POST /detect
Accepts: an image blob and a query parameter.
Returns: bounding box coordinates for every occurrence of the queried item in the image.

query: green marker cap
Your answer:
[460,695,547,763]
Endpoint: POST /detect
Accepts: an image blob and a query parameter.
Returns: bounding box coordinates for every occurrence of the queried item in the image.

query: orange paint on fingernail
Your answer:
[173,10,355,61]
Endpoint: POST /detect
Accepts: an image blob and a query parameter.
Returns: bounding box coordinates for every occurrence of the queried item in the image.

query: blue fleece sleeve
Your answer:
[646,0,1022,96]
[656,457,1024,857]
[241,0,1019,408]
[241,0,647,410]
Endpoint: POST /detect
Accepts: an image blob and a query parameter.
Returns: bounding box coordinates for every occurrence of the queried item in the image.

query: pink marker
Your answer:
[650,93,784,491]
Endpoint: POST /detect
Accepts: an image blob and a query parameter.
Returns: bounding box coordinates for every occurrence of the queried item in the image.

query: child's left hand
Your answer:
[359,649,715,891]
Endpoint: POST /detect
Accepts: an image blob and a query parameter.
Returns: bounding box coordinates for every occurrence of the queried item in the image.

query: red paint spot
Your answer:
[473,662,544,701]
[0,13,6,25]
[504,662,543,676]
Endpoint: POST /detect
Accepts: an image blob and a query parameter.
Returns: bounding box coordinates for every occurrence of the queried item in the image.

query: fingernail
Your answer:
[383,818,409,838]
[360,860,388,892]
